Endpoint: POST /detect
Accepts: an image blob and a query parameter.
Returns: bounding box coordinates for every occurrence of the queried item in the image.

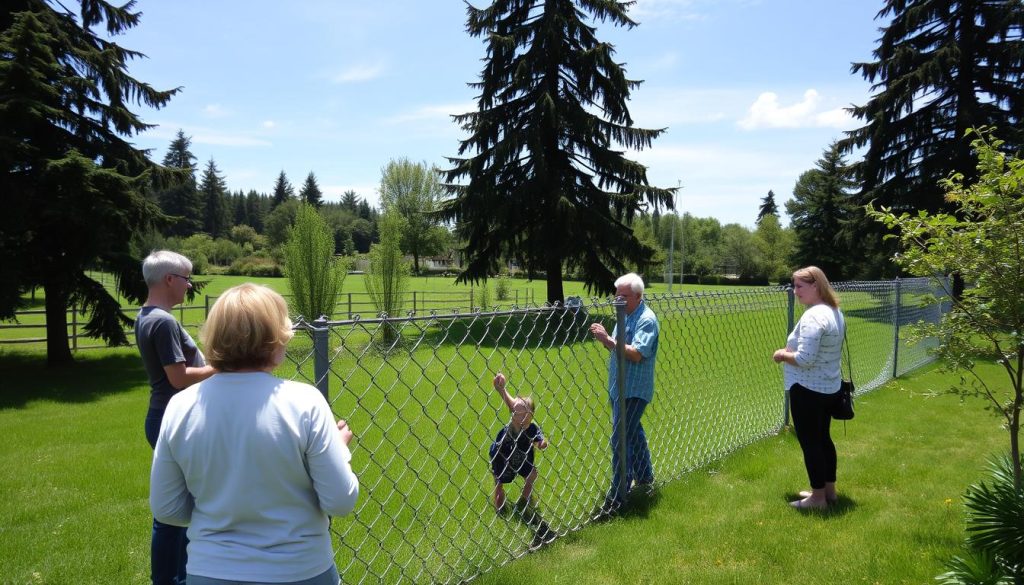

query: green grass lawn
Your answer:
[0,280,950,584]
[0,348,1007,584]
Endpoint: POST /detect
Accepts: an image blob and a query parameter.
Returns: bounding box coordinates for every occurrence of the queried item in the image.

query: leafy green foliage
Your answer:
[284,204,349,321]
[871,128,1024,487]
[364,210,410,341]
[937,455,1024,584]
[378,158,449,272]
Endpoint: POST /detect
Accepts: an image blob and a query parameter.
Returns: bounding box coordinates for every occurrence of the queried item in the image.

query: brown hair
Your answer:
[793,266,840,308]
[201,284,294,371]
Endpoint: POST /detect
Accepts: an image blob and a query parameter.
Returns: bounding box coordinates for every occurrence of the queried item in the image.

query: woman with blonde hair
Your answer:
[150,283,359,585]
[772,266,845,510]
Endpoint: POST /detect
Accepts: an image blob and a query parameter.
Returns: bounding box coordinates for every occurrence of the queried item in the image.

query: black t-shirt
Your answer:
[135,306,203,410]
[491,423,544,473]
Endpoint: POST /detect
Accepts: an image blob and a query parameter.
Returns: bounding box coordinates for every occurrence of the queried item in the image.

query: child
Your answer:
[489,372,547,511]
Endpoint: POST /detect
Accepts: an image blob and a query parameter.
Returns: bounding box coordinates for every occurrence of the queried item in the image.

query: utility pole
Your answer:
[678,180,684,287]
[667,185,676,293]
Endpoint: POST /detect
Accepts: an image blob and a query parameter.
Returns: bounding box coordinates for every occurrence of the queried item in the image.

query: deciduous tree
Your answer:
[379,158,448,273]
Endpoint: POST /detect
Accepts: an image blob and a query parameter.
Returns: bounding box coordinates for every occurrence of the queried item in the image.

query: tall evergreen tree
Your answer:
[271,170,294,208]
[785,142,858,280]
[756,189,779,224]
[299,171,324,208]
[245,189,266,232]
[162,129,197,169]
[341,190,360,212]
[232,190,248,227]
[199,158,229,237]
[0,1,177,365]
[440,0,675,303]
[156,130,203,236]
[837,0,1024,275]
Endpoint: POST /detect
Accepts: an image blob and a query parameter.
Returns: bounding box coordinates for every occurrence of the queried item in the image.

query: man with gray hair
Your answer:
[135,250,215,585]
[589,272,659,510]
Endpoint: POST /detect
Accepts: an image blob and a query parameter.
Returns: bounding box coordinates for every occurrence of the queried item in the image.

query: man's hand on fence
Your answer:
[337,419,353,446]
[493,373,507,392]
[589,323,613,350]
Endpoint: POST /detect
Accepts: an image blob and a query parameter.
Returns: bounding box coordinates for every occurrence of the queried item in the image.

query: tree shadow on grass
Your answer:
[0,348,148,409]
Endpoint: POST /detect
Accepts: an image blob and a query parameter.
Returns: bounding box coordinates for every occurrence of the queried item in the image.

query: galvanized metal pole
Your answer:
[783,286,795,427]
[614,297,628,501]
[312,316,330,401]
[892,277,902,378]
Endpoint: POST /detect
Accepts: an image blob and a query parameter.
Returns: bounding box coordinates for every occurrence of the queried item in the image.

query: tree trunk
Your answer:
[44,282,73,366]
[545,255,563,305]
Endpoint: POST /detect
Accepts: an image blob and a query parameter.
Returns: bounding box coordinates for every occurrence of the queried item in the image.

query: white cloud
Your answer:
[737,89,854,130]
[202,104,231,118]
[814,106,856,129]
[331,63,386,84]
[262,120,276,129]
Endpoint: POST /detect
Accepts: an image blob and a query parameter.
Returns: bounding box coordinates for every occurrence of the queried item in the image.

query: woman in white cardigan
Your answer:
[773,266,845,510]
[150,284,359,585]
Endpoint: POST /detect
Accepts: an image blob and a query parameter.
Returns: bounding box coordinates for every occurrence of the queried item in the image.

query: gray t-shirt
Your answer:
[135,306,204,411]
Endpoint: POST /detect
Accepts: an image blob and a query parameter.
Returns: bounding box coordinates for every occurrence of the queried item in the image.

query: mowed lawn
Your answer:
[0,347,1007,584]
[0,278,999,584]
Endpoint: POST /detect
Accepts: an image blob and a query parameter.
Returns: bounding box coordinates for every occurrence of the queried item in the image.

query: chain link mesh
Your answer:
[280,277,946,584]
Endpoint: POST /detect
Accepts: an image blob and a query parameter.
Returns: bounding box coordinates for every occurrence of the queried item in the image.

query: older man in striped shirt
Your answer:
[589,272,659,508]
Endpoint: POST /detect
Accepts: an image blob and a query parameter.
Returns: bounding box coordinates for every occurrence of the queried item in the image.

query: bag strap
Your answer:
[841,312,853,386]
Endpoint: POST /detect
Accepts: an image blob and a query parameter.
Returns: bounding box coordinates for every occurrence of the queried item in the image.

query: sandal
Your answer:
[799,490,838,504]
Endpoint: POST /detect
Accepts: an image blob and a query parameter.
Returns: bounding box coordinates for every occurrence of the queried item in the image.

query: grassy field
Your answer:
[0,279,953,584]
[0,348,1007,584]
[2,274,726,350]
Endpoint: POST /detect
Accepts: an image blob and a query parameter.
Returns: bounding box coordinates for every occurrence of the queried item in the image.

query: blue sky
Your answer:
[120,0,889,227]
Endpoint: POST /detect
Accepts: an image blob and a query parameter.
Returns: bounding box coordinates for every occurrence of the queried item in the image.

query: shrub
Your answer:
[284,204,349,321]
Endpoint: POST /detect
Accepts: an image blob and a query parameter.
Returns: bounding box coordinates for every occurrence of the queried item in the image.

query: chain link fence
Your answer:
[281,277,947,584]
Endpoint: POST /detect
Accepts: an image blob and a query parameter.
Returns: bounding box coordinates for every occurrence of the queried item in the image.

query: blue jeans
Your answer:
[608,397,654,504]
[146,408,189,585]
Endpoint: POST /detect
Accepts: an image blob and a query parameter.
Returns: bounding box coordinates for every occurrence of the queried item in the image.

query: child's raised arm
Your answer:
[493,372,516,412]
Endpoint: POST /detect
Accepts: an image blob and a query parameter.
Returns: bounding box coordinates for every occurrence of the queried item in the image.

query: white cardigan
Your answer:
[150,372,359,582]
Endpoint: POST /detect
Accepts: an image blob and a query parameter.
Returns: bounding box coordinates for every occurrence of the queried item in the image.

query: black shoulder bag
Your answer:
[833,326,855,420]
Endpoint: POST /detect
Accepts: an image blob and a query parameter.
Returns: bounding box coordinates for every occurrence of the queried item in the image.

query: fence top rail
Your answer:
[292,302,600,328]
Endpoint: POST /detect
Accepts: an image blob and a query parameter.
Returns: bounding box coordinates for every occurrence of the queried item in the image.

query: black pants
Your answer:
[789,384,838,489]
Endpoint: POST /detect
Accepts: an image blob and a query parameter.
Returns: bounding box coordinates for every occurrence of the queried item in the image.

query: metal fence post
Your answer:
[205,295,210,318]
[892,277,902,378]
[312,316,330,401]
[783,286,795,426]
[613,297,628,501]
[347,293,352,319]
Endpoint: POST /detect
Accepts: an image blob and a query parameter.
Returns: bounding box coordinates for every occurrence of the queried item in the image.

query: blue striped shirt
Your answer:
[607,301,659,403]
